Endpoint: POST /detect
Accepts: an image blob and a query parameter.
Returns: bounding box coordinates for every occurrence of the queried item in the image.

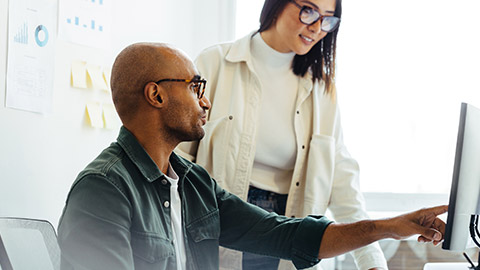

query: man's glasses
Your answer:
[156,75,206,99]
[290,0,340,33]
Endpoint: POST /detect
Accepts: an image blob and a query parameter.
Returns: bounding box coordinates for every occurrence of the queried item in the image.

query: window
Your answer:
[337,0,480,194]
[235,0,264,38]
[235,1,480,197]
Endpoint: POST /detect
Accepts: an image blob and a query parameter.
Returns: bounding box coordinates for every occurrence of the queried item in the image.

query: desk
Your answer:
[335,240,479,270]
[423,262,472,270]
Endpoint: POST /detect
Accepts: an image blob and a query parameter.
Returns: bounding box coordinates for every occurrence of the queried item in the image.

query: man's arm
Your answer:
[58,175,134,270]
[318,205,448,258]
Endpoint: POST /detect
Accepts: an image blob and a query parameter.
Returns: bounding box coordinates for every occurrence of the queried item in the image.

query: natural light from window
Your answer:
[235,0,264,38]
[235,0,480,195]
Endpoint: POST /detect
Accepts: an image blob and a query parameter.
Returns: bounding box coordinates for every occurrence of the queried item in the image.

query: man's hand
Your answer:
[379,205,448,245]
[318,205,448,259]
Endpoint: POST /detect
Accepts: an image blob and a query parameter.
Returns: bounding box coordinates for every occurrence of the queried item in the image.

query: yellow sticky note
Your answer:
[86,102,103,128]
[87,64,109,90]
[71,60,88,89]
[102,103,119,130]
[103,67,112,92]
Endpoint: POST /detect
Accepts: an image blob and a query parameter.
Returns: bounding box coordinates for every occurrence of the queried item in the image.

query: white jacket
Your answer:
[176,33,388,270]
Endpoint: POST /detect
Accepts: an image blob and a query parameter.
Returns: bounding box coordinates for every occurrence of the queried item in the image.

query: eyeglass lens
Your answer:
[300,6,339,32]
[190,81,205,99]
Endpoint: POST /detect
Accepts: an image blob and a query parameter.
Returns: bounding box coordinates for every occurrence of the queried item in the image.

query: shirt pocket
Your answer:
[186,209,220,242]
[131,232,174,263]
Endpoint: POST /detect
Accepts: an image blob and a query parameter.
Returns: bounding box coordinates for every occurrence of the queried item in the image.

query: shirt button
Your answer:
[296,110,300,114]
[296,182,300,186]
[301,145,305,149]
[229,115,233,120]
[164,201,170,208]
[161,179,168,185]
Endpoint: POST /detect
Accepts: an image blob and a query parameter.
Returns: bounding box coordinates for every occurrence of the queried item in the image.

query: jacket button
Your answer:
[164,201,170,208]
[229,115,233,120]
[296,182,300,186]
[161,179,168,185]
[301,145,305,149]
[296,110,300,114]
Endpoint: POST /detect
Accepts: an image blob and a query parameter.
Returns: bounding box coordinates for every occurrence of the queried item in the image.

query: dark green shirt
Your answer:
[58,126,332,270]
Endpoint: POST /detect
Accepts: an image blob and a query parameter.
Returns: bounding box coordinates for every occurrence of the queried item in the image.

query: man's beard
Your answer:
[165,122,205,143]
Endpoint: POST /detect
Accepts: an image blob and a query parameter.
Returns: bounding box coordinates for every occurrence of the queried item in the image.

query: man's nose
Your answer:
[199,94,211,110]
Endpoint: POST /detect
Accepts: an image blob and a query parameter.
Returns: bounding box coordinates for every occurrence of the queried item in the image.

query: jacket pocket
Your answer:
[186,209,220,242]
[131,232,174,263]
[304,134,335,215]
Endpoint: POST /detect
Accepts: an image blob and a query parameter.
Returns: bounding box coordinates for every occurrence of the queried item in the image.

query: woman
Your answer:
[177,0,387,269]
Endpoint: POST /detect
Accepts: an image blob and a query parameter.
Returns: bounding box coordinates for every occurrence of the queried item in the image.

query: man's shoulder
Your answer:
[72,143,128,189]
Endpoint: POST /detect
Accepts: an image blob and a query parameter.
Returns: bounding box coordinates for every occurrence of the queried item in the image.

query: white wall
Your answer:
[0,0,235,228]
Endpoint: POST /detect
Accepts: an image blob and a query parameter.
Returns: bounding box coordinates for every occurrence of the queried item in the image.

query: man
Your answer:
[57,42,447,270]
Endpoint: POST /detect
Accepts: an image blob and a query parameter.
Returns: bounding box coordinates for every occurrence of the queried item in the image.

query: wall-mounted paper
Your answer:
[102,103,118,130]
[6,0,57,114]
[85,102,103,128]
[86,64,108,90]
[58,0,112,49]
[71,60,87,89]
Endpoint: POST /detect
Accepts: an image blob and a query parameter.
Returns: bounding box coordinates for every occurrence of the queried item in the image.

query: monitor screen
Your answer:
[442,103,480,251]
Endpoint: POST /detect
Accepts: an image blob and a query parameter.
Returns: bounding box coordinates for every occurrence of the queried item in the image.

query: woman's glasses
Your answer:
[156,75,206,99]
[290,0,340,33]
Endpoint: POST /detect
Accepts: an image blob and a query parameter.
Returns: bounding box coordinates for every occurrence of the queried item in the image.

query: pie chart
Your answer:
[35,25,49,47]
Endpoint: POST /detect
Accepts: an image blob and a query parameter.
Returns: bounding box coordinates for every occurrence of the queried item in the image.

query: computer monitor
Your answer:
[442,103,480,251]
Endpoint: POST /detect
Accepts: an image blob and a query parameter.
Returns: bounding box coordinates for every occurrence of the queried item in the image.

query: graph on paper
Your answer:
[66,16,104,32]
[58,0,112,49]
[6,0,57,113]
[13,22,28,44]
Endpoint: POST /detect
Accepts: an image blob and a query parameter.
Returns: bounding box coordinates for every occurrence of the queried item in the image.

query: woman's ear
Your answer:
[144,82,164,107]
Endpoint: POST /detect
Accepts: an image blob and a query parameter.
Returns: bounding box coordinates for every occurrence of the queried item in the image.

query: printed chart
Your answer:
[6,0,57,113]
[58,0,112,49]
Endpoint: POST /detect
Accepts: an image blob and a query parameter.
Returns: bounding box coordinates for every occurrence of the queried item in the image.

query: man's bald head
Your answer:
[110,42,194,123]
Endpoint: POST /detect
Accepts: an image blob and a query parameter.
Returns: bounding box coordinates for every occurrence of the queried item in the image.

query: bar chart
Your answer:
[13,22,28,44]
[58,0,111,49]
[66,16,104,32]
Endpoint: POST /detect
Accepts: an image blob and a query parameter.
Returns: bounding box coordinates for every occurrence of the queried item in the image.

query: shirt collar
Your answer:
[116,126,192,183]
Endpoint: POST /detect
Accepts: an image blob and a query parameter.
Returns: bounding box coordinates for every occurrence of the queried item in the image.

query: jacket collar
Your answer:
[226,31,314,93]
[116,126,192,183]
[225,31,257,70]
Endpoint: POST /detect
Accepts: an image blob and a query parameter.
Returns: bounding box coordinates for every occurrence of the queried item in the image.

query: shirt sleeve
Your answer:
[57,175,134,270]
[214,180,333,269]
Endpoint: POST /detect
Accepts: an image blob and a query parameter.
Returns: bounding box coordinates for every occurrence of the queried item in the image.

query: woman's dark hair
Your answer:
[258,0,342,96]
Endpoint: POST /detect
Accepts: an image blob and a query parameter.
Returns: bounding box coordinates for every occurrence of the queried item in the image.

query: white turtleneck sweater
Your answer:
[249,33,299,195]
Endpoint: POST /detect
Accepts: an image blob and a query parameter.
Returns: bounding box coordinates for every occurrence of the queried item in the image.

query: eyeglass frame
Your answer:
[289,0,341,33]
[155,75,207,99]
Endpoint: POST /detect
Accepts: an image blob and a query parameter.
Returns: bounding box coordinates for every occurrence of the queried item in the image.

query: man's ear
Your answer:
[144,82,165,107]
